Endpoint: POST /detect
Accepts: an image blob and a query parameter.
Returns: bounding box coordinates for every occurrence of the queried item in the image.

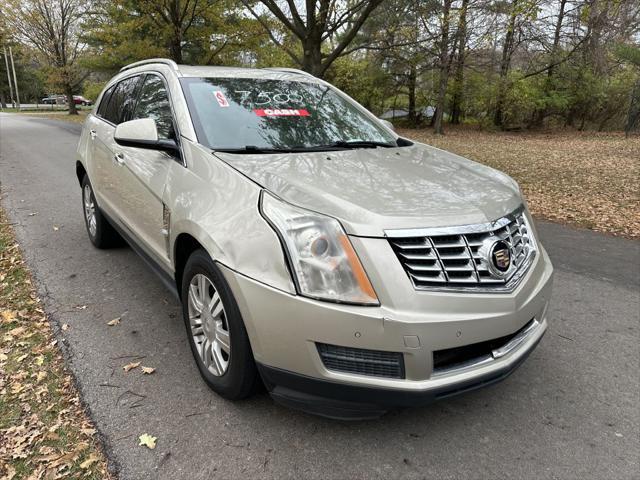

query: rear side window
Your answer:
[102,75,141,125]
[132,75,175,139]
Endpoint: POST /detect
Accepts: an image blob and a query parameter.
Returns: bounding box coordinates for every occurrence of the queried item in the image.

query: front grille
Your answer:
[317,343,405,379]
[388,210,536,291]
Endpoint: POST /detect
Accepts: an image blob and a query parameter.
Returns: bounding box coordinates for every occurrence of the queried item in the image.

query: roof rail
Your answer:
[263,67,315,78]
[120,58,180,73]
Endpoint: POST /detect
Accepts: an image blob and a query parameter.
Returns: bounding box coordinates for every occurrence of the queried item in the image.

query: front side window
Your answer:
[102,75,141,125]
[132,75,175,140]
[96,85,115,118]
[180,77,396,151]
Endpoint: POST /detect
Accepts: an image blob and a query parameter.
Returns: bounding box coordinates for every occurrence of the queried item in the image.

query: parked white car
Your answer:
[76,58,553,419]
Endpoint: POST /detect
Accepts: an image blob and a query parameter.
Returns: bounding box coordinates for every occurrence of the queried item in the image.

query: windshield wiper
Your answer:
[326,140,397,149]
[212,138,412,154]
[212,145,294,154]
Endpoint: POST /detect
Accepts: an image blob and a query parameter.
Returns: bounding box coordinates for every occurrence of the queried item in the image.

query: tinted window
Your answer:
[179,77,395,150]
[102,76,141,125]
[132,75,175,139]
[97,85,115,118]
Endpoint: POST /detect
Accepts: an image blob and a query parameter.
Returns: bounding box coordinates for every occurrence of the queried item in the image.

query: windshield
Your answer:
[179,77,397,151]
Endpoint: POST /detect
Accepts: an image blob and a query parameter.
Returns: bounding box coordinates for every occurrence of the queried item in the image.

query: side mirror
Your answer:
[379,118,395,132]
[114,118,178,153]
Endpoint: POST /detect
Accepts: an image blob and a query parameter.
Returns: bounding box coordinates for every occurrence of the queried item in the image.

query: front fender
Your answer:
[166,141,295,294]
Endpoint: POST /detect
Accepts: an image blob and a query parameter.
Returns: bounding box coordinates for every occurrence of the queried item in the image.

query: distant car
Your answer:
[41,95,66,105]
[73,95,93,106]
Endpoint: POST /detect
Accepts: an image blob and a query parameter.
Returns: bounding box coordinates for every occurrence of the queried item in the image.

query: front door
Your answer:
[91,75,143,221]
[110,74,178,268]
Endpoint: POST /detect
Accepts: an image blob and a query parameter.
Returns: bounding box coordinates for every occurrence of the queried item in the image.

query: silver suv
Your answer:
[76,59,553,419]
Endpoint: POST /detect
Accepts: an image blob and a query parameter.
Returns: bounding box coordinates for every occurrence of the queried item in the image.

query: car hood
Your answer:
[214,143,522,237]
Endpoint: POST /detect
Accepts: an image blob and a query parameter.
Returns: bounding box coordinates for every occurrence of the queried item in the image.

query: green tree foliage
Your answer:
[82,0,266,72]
[2,0,637,131]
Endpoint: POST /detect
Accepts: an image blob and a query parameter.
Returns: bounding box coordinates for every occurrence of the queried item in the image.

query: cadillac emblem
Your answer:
[490,240,512,273]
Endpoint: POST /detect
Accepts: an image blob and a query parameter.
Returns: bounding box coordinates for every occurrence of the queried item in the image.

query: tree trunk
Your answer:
[625,78,640,137]
[433,0,453,135]
[407,65,417,126]
[302,36,324,77]
[450,0,469,125]
[169,34,183,63]
[65,84,78,115]
[0,92,6,109]
[494,1,518,128]
[532,0,567,127]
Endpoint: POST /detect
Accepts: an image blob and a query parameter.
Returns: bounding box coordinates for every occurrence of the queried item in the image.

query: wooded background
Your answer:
[1,0,639,133]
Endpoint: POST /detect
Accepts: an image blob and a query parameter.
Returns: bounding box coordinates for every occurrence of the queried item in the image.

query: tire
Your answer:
[181,249,258,400]
[81,175,122,248]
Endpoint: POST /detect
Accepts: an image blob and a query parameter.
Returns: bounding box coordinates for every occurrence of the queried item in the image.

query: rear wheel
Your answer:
[181,249,258,400]
[81,175,122,248]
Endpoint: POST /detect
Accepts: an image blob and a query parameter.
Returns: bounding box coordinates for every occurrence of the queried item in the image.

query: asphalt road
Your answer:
[1,113,638,480]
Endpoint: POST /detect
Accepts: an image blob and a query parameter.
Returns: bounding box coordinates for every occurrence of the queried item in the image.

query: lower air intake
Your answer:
[316,343,405,379]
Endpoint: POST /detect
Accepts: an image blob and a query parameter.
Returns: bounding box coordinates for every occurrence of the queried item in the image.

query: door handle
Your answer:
[113,152,125,165]
[89,129,96,139]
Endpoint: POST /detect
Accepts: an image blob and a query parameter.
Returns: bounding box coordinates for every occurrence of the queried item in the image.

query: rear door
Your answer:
[110,73,178,267]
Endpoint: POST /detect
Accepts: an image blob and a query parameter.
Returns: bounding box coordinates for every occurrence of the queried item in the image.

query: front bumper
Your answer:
[221,242,553,417]
[257,322,544,419]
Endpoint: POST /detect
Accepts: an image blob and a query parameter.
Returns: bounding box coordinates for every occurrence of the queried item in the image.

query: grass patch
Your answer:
[400,127,640,238]
[1,107,90,125]
[18,111,88,125]
[0,207,112,479]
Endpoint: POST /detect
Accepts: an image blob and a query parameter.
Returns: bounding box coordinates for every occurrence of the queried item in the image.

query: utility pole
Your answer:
[9,46,20,111]
[3,46,15,109]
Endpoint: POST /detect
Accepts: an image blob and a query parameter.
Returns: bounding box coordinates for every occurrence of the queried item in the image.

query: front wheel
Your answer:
[81,175,122,248]
[181,249,258,400]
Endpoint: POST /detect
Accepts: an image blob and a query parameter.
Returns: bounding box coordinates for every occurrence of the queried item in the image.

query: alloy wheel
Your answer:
[83,184,97,238]
[187,273,231,376]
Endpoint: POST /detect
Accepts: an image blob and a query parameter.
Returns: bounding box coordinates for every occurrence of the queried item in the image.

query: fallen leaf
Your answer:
[80,453,100,469]
[141,366,155,375]
[35,355,44,366]
[36,371,47,383]
[1,310,17,323]
[61,324,70,331]
[138,433,157,449]
[106,317,121,326]
[123,361,141,372]
[53,225,59,231]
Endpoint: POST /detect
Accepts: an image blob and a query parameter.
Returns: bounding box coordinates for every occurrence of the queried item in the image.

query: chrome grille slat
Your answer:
[388,209,536,292]
[399,252,436,260]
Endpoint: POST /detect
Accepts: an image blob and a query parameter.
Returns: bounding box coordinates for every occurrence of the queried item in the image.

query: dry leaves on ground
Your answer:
[0,207,112,479]
[400,127,640,238]
[122,361,141,372]
[138,433,157,450]
[106,317,120,326]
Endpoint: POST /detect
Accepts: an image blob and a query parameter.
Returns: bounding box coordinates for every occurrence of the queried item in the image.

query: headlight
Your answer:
[261,191,379,305]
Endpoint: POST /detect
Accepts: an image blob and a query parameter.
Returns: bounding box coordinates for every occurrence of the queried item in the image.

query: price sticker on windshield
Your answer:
[213,90,229,107]
[254,108,310,117]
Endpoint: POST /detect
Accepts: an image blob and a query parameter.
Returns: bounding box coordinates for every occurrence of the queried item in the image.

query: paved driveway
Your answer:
[1,113,638,479]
